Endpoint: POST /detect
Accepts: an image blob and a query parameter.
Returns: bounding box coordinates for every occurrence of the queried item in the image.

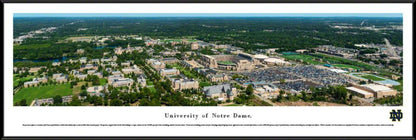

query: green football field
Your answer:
[14,83,73,105]
[360,75,385,81]
[333,64,361,70]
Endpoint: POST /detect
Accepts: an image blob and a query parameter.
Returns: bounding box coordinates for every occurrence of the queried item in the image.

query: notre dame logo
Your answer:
[390,109,403,122]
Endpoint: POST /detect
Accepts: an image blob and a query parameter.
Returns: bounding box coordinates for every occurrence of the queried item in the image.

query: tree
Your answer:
[53,95,63,105]
[19,99,28,106]
[70,95,82,106]
[80,90,88,97]
[245,85,254,95]
[110,99,123,106]
[81,85,86,90]
[301,91,308,102]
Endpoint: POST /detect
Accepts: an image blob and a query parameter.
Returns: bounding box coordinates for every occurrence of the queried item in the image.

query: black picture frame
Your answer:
[1,0,414,140]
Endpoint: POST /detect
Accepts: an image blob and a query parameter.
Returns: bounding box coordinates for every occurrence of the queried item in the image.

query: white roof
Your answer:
[361,84,393,92]
[255,88,265,93]
[264,58,288,63]
[161,68,178,73]
[346,87,373,95]
[329,68,348,73]
[254,54,269,59]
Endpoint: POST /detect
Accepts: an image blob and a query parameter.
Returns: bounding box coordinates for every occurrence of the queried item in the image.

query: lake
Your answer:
[14,56,69,63]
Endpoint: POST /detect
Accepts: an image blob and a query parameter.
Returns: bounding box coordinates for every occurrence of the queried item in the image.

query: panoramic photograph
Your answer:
[12,13,403,106]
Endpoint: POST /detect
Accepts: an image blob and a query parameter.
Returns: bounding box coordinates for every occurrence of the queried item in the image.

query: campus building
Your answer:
[159,68,180,77]
[198,53,256,71]
[23,77,48,88]
[181,60,204,69]
[347,84,397,99]
[170,78,199,91]
[203,84,238,101]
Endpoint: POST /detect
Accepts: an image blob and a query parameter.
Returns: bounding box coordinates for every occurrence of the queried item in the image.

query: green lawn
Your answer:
[393,80,403,92]
[146,80,154,86]
[73,81,91,94]
[169,63,198,79]
[162,39,183,43]
[218,61,236,65]
[312,53,378,71]
[14,83,73,105]
[360,75,385,81]
[13,74,35,88]
[281,54,324,65]
[199,82,211,88]
[187,39,199,42]
[148,86,157,93]
[99,78,107,86]
[333,64,361,70]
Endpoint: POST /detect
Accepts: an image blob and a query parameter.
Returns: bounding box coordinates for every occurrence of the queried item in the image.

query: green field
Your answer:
[187,39,199,42]
[13,74,35,88]
[312,53,378,71]
[218,61,236,65]
[147,80,154,86]
[73,81,91,94]
[168,63,198,79]
[99,78,107,86]
[148,86,157,93]
[281,54,324,65]
[353,74,385,81]
[360,75,385,81]
[162,39,183,43]
[333,64,361,70]
[14,83,73,105]
[199,82,211,88]
[393,80,403,92]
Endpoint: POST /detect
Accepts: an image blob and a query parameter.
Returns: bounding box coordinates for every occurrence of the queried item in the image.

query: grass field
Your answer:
[147,80,154,86]
[148,86,157,93]
[218,61,236,65]
[333,64,361,70]
[199,82,211,88]
[169,63,198,79]
[281,54,324,65]
[14,83,73,104]
[312,53,378,71]
[393,80,403,92]
[73,81,91,94]
[162,39,183,43]
[187,39,199,42]
[360,75,385,81]
[13,74,35,88]
[99,78,107,86]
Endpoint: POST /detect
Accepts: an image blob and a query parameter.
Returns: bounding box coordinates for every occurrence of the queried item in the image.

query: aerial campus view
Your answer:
[12,13,403,106]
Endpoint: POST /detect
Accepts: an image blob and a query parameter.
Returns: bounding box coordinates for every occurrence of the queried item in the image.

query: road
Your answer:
[253,93,276,106]
[384,38,398,57]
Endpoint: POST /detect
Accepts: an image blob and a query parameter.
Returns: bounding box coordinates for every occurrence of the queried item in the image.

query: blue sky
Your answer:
[14,13,402,18]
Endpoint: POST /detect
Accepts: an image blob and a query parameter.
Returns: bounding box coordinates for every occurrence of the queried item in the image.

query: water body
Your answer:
[14,56,69,63]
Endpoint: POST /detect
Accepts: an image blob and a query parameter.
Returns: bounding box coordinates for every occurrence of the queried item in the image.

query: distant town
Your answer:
[13,16,403,106]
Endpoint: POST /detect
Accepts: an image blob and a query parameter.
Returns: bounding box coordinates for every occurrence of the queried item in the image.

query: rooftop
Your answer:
[347,87,373,95]
[361,84,393,92]
[203,84,232,96]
